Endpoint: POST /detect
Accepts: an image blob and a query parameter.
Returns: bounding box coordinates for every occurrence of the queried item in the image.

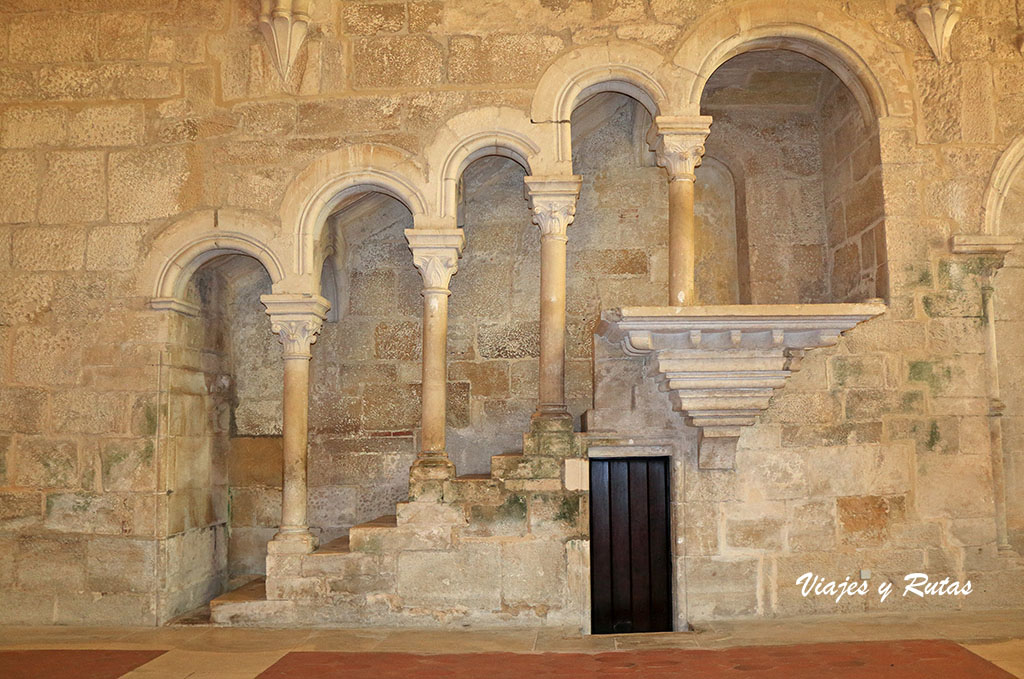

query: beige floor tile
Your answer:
[965,640,1024,678]
[294,628,390,651]
[373,629,539,653]
[120,649,287,678]
[533,629,617,652]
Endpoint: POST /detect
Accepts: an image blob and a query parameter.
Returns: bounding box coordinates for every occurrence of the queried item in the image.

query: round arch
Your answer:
[531,42,678,163]
[144,209,288,315]
[672,1,915,121]
[280,144,429,277]
[425,107,547,220]
[984,135,1024,236]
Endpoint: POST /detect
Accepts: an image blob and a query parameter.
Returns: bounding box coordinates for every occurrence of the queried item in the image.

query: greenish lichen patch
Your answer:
[907,360,952,395]
[497,493,527,521]
[554,496,579,524]
[926,420,941,450]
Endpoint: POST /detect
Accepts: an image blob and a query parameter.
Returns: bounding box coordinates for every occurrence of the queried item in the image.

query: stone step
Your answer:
[348,515,398,552]
[315,536,351,554]
[444,472,503,504]
[209,577,296,626]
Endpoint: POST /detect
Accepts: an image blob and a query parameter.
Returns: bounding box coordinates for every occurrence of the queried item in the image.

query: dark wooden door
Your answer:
[590,457,672,634]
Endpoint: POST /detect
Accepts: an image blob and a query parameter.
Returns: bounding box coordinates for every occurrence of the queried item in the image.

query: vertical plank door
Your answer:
[590,457,672,634]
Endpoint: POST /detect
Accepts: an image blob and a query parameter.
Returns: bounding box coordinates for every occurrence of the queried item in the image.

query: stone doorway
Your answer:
[590,457,673,634]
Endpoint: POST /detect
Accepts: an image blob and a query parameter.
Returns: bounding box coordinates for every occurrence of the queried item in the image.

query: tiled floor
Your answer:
[255,641,1016,678]
[0,609,1021,678]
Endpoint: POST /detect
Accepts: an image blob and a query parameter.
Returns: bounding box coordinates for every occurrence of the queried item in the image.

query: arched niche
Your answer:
[280,144,429,279]
[531,42,678,164]
[673,1,915,121]
[985,135,1024,239]
[698,47,888,304]
[424,106,550,221]
[145,209,288,316]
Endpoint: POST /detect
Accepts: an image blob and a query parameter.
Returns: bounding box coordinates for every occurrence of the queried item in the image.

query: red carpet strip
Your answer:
[256,640,1014,679]
[0,649,166,679]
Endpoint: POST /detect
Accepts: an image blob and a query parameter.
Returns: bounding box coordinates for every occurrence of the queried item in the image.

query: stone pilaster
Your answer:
[261,293,330,555]
[951,234,1019,554]
[648,116,712,306]
[525,175,582,428]
[405,229,465,495]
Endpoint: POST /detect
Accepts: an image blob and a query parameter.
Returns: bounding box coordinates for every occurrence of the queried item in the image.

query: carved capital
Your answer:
[261,293,330,359]
[405,229,465,292]
[913,0,963,63]
[259,0,311,81]
[525,175,582,240]
[648,116,713,182]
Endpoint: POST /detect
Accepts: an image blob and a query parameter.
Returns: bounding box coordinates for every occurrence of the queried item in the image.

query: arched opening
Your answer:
[447,154,534,474]
[699,48,888,304]
[992,144,1024,551]
[308,190,421,544]
[569,90,666,420]
[158,251,277,615]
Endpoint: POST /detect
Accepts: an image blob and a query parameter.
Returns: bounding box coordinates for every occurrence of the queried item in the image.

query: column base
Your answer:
[409,452,455,502]
[268,528,317,555]
[531,407,574,433]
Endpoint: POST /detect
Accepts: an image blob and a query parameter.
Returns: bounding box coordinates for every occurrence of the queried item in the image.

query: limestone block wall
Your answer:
[821,77,886,302]
[591,254,1024,620]
[0,0,1022,627]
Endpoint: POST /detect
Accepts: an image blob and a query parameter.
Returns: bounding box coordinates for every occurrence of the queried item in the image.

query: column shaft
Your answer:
[650,116,712,307]
[405,228,464,480]
[668,177,696,306]
[420,289,450,453]
[525,176,581,424]
[261,293,329,555]
[538,231,568,416]
[280,355,310,533]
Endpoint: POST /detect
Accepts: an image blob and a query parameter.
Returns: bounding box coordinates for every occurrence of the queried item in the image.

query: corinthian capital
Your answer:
[260,293,330,359]
[525,175,582,240]
[648,115,713,182]
[405,229,465,293]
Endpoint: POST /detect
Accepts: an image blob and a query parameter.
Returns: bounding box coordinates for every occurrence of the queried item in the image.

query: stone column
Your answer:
[405,229,465,483]
[649,116,713,306]
[261,293,330,554]
[525,176,582,424]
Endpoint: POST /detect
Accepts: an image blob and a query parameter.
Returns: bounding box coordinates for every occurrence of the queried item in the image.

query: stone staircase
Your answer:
[209,422,590,628]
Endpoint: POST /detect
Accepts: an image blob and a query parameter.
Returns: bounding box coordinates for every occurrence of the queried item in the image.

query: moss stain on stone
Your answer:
[498,494,527,521]
[144,404,158,436]
[555,496,579,524]
[926,420,941,450]
[908,360,952,395]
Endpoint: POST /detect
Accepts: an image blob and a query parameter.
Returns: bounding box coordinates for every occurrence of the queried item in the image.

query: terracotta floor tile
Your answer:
[0,649,166,679]
[254,640,1017,679]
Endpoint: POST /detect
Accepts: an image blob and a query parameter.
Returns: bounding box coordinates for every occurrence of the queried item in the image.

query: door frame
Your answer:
[580,435,687,634]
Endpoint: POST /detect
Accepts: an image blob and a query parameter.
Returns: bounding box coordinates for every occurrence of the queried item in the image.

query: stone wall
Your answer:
[0,0,1022,627]
[821,77,886,302]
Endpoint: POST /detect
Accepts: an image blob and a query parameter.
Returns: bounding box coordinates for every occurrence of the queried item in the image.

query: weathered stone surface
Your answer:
[1,107,66,148]
[352,36,444,89]
[10,13,97,63]
[86,537,156,593]
[108,146,193,222]
[68,104,145,147]
[395,543,501,609]
[0,151,38,222]
[11,437,78,488]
